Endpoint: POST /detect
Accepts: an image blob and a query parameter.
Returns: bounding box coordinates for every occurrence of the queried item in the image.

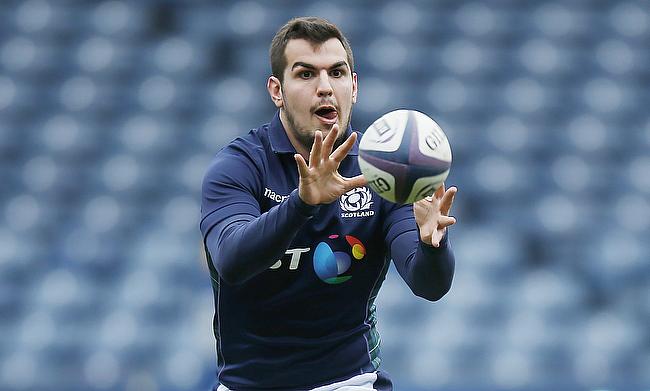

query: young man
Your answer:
[200,17,457,391]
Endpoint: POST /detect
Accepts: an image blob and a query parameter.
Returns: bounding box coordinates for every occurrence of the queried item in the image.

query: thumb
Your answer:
[342,174,367,192]
[294,154,309,178]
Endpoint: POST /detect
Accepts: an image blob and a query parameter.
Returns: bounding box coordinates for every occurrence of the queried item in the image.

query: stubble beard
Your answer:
[282,95,351,153]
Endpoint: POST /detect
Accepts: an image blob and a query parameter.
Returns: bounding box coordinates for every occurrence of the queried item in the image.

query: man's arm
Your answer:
[385,221,455,301]
[200,141,320,285]
[204,189,319,285]
[201,125,365,285]
[382,185,458,301]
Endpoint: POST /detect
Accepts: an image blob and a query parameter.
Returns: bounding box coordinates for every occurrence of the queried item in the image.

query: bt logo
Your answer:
[269,248,310,270]
[313,235,366,284]
[268,235,367,285]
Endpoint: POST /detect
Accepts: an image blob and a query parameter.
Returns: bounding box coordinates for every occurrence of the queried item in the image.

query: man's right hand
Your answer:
[294,124,367,206]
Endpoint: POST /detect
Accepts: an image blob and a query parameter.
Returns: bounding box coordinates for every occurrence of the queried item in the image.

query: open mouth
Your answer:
[314,106,338,124]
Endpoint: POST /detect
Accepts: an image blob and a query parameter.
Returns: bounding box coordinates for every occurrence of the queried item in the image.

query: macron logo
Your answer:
[264,187,289,203]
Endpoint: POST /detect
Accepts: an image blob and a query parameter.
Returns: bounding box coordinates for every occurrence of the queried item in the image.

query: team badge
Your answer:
[340,187,374,218]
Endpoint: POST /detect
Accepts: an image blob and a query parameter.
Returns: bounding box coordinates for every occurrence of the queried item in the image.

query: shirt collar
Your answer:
[268,110,359,156]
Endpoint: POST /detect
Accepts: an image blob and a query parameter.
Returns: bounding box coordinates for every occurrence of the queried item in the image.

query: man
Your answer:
[200,17,457,391]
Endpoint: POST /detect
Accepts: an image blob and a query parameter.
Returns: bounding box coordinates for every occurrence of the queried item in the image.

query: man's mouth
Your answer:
[314,106,338,124]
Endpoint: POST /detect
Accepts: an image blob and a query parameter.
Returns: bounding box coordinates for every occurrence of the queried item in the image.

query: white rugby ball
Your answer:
[358,109,452,204]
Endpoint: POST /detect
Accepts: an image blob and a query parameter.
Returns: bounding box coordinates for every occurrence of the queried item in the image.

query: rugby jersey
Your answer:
[200,111,455,390]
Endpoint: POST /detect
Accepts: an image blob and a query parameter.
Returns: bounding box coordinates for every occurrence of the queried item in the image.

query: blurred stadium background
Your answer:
[0,0,649,390]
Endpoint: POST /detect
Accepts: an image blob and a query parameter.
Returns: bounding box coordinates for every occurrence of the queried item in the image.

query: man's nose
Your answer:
[316,70,333,96]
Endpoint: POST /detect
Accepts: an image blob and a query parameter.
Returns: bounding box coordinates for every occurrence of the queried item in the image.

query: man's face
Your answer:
[269,38,357,151]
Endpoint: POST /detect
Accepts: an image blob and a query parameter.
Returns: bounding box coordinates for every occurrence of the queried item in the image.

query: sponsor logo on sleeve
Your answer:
[264,187,290,203]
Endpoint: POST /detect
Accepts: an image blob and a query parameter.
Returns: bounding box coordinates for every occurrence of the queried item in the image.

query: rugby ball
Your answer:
[358,109,452,204]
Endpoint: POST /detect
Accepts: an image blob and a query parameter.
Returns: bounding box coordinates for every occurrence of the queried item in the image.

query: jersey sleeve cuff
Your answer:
[419,230,450,252]
[289,189,321,217]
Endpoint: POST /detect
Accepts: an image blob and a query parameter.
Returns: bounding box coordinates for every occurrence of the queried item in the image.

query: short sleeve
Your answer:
[200,142,264,240]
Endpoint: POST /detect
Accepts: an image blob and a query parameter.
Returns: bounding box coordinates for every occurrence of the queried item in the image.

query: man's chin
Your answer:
[318,124,337,136]
[316,123,344,140]
[312,117,336,130]
[284,110,350,151]
[318,125,347,147]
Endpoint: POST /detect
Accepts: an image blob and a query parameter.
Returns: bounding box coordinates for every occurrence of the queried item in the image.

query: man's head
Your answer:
[267,17,358,155]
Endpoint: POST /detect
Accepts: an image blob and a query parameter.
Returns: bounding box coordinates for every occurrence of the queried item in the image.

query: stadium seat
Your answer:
[1,1,647,390]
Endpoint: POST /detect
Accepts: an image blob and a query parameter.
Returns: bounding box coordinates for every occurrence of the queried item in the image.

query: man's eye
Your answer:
[331,69,343,77]
[300,71,312,79]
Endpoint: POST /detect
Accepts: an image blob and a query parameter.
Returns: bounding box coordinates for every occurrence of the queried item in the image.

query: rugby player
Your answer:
[200,16,458,391]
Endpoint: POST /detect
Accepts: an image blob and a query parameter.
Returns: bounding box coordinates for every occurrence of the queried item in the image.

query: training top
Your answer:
[200,111,455,390]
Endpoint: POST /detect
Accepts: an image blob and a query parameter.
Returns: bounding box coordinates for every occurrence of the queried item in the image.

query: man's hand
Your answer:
[414,183,457,247]
[294,124,367,206]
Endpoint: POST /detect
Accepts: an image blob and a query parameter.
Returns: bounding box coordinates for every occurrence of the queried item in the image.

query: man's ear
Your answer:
[267,76,283,108]
[352,72,358,104]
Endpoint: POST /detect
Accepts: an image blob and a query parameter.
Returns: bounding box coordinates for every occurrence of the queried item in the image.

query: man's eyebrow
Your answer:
[291,61,349,71]
[291,62,315,70]
[328,61,348,70]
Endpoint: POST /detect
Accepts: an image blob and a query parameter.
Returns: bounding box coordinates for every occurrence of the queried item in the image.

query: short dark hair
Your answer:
[269,17,354,83]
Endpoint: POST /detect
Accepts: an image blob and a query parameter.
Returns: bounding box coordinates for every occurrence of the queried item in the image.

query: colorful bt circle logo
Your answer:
[313,235,366,284]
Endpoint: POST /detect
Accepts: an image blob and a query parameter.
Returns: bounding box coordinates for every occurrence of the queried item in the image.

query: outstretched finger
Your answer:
[321,124,339,159]
[342,174,367,192]
[309,131,323,167]
[439,186,457,216]
[331,132,357,163]
[438,215,457,228]
[294,154,310,178]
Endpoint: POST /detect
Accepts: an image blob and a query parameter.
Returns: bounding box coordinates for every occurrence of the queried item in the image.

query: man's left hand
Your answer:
[413,183,458,247]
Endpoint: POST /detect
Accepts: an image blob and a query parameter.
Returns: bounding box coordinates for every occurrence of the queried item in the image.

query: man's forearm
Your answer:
[206,189,319,285]
[391,232,455,301]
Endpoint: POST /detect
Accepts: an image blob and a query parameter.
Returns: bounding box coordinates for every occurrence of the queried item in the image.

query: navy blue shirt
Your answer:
[200,111,455,390]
